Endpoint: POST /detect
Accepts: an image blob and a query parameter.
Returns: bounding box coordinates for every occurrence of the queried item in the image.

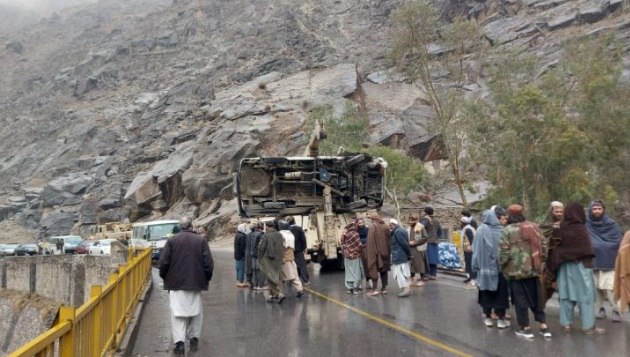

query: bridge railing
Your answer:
[8,247,152,357]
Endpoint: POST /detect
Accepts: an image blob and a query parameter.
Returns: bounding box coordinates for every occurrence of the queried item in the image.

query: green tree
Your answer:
[466,33,630,217]
[307,105,369,155]
[365,145,427,219]
[390,0,484,208]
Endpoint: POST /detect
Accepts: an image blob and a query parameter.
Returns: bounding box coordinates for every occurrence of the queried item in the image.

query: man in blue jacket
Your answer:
[389,219,412,297]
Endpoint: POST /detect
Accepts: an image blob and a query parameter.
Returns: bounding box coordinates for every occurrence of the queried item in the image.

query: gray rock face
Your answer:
[0,0,628,240]
[5,41,24,54]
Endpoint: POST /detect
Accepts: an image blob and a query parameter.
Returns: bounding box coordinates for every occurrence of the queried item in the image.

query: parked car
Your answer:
[88,239,115,255]
[14,244,38,256]
[0,243,21,256]
[40,236,83,254]
[75,240,95,255]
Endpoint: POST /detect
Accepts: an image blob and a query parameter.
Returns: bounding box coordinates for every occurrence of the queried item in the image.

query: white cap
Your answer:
[389,218,399,225]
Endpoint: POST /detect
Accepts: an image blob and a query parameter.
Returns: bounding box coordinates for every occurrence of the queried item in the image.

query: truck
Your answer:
[131,219,180,260]
[89,222,133,241]
[234,121,386,268]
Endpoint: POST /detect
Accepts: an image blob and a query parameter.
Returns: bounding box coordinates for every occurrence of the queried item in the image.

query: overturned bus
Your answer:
[235,154,386,267]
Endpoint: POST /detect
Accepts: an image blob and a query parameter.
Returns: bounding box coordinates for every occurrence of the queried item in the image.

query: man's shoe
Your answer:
[266,296,276,303]
[595,308,606,320]
[497,319,511,329]
[515,328,535,339]
[189,337,199,352]
[367,290,380,296]
[611,311,622,323]
[539,328,552,339]
[347,289,354,294]
[483,318,494,327]
[276,294,285,304]
[583,327,606,335]
[174,341,185,355]
[353,288,361,295]
[297,290,304,298]
[463,278,471,283]
[398,288,410,298]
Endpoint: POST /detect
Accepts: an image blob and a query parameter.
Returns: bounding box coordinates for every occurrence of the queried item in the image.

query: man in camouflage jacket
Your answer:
[500,204,552,339]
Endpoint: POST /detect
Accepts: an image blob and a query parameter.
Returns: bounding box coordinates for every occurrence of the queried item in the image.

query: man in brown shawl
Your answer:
[555,202,605,334]
[614,231,630,314]
[366,212,391,296]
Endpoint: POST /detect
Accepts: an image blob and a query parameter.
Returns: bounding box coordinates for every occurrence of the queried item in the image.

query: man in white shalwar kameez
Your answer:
[159,217,214,355]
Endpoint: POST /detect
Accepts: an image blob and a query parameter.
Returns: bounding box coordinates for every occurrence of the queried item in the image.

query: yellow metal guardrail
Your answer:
[9,248,152,357]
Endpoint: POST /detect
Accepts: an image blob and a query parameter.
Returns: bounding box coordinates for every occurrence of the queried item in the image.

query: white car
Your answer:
[88,239,116,255]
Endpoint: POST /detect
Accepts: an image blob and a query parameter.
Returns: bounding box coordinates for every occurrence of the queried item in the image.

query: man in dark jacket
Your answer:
[158,217,214,355]
[389,219,412,297]
[287,216,310,285]
[421,207,442,280]
[234,224,248,287]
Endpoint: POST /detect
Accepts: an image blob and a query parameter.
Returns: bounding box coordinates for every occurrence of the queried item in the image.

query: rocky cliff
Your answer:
[0,0,628,241]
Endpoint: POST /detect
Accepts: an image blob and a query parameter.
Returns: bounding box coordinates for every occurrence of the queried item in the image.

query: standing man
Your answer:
[421,207,442,280]
[586,200,623,322]
[366,212,391,296]
[277,220,304,299]
[389,219,412,297]
[341,220,363,294]
[158,217,214,355]
[539,201,564,308]
[461,216,477,287]
[357,217,371,289]
[259,220,285,303]
[500,205,551,339]
[287,216,310,285]
[250,223,266,291]
[472,209,510,329]
[408,213,428,286]
[234,224,249,287]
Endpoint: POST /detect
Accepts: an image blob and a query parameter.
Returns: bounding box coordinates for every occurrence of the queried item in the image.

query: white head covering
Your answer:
[389,218,399,226]
[237,223,250,234]
[550,201,564,209]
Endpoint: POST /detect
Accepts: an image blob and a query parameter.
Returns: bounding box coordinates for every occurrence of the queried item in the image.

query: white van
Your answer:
[131,220,179,260]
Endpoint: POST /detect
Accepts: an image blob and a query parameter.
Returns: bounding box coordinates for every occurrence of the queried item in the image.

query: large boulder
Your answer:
[39,210,79,236]
[48,174,93,195]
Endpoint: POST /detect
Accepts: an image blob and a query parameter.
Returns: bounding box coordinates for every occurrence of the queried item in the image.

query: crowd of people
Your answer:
[471,200,630,339]
[156,198,630,354]
[229,201,630,339]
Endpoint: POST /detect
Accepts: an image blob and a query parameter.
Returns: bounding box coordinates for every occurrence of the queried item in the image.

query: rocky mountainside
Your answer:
[0,0,628,241]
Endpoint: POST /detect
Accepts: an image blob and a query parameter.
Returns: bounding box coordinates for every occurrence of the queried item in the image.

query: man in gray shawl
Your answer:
[586,200,623,322]
[258,220,287,303]
[472,208,511,329]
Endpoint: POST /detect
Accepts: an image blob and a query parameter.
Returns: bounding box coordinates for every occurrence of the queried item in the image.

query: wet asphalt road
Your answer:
[131,248,629,357]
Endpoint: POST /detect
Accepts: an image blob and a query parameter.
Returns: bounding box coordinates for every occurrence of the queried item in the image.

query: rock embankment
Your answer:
[0,0,628,239]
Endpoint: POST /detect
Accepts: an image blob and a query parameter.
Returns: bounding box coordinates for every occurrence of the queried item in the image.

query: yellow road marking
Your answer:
[305,287,473,357]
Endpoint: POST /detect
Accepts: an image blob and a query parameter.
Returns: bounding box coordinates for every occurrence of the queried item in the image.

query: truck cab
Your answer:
[131,220,180,260]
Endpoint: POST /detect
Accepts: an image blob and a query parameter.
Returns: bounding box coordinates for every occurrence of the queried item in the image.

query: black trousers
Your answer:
[483,307,506,319]
[510,278,545,327]
[294,251,309,283]
[372,270,388,290]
